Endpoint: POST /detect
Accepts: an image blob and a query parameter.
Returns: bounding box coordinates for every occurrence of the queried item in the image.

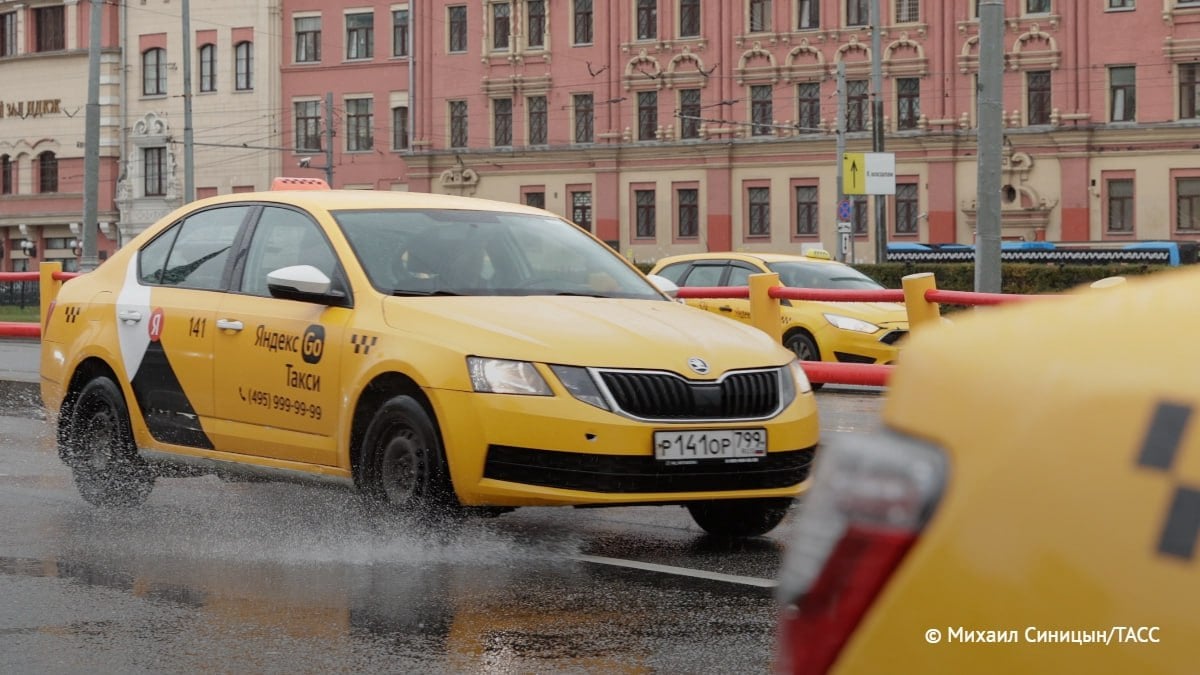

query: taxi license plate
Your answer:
[653,429,767,461]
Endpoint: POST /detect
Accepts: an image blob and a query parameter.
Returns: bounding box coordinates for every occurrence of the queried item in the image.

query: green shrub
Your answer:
[852,262,1170,294]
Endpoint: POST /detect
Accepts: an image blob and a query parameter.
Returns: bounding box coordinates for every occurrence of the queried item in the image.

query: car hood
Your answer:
[382,296,791,373]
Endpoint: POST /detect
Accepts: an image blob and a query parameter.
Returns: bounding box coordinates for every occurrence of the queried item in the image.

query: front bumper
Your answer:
[428,386,820,507]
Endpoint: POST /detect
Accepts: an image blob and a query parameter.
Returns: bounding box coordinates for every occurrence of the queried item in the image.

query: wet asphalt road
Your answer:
[0,386,883,674]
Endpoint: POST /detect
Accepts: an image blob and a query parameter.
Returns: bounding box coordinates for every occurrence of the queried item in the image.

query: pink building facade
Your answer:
[281,0,1200,262]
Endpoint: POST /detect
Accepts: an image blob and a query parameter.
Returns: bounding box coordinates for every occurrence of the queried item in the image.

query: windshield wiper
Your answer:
[392,289,463,296]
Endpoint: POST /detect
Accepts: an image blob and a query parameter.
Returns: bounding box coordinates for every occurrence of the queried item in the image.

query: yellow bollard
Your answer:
[901,272,941,333]
[748,272,783,345]
[39,261,64,327]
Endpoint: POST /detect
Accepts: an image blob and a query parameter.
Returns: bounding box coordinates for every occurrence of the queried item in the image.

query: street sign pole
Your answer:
[835,61,848,262]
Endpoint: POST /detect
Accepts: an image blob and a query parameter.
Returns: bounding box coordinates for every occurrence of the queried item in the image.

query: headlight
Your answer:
[549,365,610,411]
[467,357,552,395]
[823,313,880,334]
[779,360,812,408]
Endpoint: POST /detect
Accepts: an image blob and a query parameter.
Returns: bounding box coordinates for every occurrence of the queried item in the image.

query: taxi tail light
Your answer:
[775,431,946,675]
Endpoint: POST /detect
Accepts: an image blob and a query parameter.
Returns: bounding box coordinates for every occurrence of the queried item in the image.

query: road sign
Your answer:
[842,152,896,195]
[837,221,852,234]
[837,200,852,220]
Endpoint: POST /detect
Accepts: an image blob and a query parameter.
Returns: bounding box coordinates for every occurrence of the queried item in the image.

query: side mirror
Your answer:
[266,265,345,305]
[646,274,679,299]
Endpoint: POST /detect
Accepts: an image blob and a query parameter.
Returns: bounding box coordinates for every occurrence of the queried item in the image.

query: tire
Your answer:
[361,395,462,521]
[61,376,155,507]
[686,498,793,538]
[784,332,824,391]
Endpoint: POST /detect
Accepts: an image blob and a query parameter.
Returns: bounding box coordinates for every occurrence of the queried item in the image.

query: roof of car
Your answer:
[190,186,554,217]
[654,251,845,267]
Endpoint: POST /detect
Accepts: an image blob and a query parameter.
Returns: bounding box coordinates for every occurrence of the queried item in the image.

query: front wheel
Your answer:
[686,498,793,538]
[361,395,462,522]
[784,332,824,391]
[62,376,155,507]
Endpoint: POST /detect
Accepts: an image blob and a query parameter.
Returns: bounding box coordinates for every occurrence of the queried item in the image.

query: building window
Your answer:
[679,0,700,37]
[38,151,58,194]
[852,195,868,235]
[143,48,167,96]
[448,6,468,52]
[1178,178,1200,231]
[574,0,594,44]
[794,185,818,236]
[346,12,374,59]
[393,106,409,150]
[638,91,658,140]
[450,100,469,148]
[528,95,548,145]
[679,89,701,139]
[894,183,918,234]
[897,77,920,130]
[34,6,64,52]
[847,79,868,132]
[0,12,16,57]
[494,98,513,147]
[750,0,772,32]
[798,0,819,29]
[1,154,12,194]
[1107,178,1134,233]
[797,82,821,133]
[847,0,868,26]
[393,10,409,57]
[751,85,773,136]
[1181,64,1200,119]
[1108,0,1134,8]
[346,98,373,151]
[637,0,657,40]
[525,191,545,208]
[748,187,770,236]
[235,41,253,90]
[895,0,919,23]
[199,44,216,92]
[528,0,546,47]
[144,147,166,197]
[295,16,321,62]
[574,94,594,143]
[1109,66,1135,122]
[492,2,511,50]
[295,100,322,151]
[572,191,592,230]
[677,188,699,238]
[1026,0,1051,13]
[636,189,657,238]
[1027,70,1051,125]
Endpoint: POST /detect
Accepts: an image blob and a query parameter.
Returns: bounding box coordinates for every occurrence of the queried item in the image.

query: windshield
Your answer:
[334,209,664,300]
[766,261,884,290]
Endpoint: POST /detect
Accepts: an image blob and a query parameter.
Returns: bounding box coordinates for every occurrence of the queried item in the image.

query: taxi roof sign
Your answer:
[271,177,331,191]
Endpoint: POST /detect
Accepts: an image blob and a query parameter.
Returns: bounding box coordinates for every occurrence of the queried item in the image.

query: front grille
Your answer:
[879,329,907,345]
[834,351,876,364]
[598,368,780,420]
[484,445,815,493]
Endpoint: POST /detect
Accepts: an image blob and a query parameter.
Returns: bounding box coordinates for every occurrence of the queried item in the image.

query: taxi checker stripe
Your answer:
[1136,401,1199,560]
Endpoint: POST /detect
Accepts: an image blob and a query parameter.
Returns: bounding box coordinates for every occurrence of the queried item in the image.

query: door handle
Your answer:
[118,310,142,324]
[216,319,244,332]
[718,306,733,313]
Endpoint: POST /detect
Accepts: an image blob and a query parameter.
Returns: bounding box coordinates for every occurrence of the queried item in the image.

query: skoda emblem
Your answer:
[687,357,710,375]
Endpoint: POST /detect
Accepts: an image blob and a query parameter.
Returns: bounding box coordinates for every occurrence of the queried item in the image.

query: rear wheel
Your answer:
[686,498,793,538]
[62,376,155,507]
[361,395,462,522]
[784,331,823,391]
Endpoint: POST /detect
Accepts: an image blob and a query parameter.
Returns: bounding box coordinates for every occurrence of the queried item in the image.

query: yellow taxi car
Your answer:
[40,178,819,538]
[776,271,1200,673]
[648,251,908,366]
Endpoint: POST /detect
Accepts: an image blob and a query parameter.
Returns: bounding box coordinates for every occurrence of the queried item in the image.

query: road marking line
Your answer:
[570,554,778,588]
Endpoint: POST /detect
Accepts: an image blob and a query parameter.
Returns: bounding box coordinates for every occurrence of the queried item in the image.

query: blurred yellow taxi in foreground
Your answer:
[776,269,1199,673]
[649,251,908,367]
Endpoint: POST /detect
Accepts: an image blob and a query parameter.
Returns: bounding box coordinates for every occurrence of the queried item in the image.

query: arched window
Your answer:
[37,151,58,193]
[0,155,12,195]
[235,41,253,91]
[143,47,167,96]
[199,44,216,92]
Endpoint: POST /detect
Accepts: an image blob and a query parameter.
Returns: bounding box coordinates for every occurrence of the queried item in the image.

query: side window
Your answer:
[726,264,758,287]
[141,206,249,288]
[680,263,726,287]
[653,262,691,284]
[241,206,337,297]
[138,226,180,284]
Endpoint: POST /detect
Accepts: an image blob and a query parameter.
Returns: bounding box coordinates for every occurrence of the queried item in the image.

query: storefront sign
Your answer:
[0,99,62,119]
